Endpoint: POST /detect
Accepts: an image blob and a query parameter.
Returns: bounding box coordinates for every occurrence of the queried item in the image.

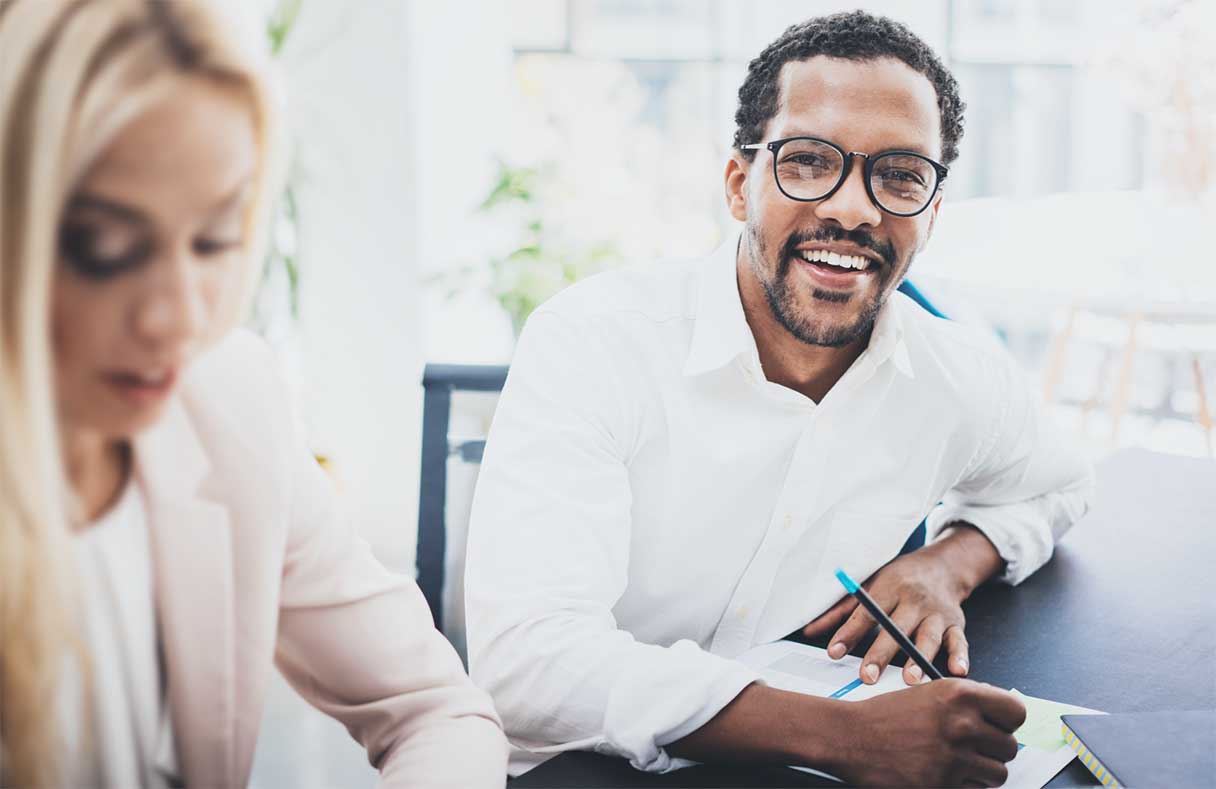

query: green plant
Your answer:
[438,160,620,337]
[266,0,304,55]
[252,0,304,330]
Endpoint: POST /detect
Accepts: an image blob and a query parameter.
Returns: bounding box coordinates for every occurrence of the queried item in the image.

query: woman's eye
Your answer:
[193,237,242,257]
[59,223,149,279]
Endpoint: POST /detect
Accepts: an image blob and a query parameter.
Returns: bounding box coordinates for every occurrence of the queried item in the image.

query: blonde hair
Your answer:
[0,0,281,783]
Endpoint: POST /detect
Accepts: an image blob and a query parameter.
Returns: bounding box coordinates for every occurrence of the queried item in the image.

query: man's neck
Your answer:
[736,257,868,404]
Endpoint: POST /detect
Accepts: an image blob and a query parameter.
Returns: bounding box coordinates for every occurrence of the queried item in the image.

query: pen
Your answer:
[833,567,944,681]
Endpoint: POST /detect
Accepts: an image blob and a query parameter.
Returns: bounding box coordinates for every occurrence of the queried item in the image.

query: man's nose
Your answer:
[815,155,883,231]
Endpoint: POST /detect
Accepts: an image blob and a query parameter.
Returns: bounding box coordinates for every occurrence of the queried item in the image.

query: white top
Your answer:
[63,479,180,787]
[465,238,1095,774]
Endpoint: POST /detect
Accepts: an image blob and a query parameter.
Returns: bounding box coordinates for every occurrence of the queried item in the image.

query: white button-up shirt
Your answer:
[465,238,1094,775]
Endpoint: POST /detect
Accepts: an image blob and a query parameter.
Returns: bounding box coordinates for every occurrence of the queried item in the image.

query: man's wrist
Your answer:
[787,693,858,776]
[669,684,858,773]
[932,521,1005,595]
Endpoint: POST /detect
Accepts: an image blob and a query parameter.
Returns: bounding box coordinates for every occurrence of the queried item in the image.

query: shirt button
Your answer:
[736,606,750,620]
[783,514,793,530]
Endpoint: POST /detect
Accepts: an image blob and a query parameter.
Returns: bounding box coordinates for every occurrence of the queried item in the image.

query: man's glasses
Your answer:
[740,136,948,218]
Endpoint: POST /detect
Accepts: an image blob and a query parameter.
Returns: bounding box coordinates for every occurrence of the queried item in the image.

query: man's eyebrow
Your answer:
[65,193,147,224]
[877,143,936,158]
[778,130,937,158]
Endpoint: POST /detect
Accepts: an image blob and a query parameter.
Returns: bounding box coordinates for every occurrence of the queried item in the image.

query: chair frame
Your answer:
[416,363,508,630]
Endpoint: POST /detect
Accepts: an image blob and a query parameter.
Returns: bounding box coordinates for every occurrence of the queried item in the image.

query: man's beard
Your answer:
[748,223,900,348]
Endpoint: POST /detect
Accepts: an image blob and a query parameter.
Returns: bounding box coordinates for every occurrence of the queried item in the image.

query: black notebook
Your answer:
[1060,710,1216,788]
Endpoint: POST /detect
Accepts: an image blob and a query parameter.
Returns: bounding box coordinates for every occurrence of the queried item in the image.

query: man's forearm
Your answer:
[667,683,853,773]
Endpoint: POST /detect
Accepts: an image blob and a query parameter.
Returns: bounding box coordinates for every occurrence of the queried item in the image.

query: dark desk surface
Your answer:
[512,449,1216,788]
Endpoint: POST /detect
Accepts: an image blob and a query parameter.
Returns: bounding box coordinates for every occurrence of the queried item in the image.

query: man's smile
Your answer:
[789,245,882,293]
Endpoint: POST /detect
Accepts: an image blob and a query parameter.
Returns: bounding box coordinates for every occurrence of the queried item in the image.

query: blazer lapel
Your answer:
[136,398,236,787]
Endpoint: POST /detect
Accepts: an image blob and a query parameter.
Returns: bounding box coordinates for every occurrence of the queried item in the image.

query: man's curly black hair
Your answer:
[733,10,965,165]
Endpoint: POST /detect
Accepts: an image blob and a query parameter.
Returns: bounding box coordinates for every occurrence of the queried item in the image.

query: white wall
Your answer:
[252,0,513,783]
[275,0,423,572]
[412,1,517,363]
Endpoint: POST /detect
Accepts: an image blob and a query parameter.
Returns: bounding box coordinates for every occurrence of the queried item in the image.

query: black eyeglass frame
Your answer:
[740,136,949,218]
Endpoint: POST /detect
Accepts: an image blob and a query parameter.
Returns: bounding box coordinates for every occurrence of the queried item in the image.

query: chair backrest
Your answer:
[416,364,508,642]
[414,281,947,639]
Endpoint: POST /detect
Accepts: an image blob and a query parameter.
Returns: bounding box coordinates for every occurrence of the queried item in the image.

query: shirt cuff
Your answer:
[925,502,1054,586]
[600,641,763,773]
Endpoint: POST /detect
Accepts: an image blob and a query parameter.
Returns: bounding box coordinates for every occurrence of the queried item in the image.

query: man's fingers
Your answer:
[858,604,922,683]
[973,727,1020,763]
[802,593,858,639]
[963,754,1010,788]
[903,615,945,684]
[826,592,890,661]
[977,686,1028,733]
[944,624,970,677]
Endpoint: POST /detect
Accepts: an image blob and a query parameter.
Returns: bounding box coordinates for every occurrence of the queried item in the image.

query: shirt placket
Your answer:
[709,408,834,657]
[708,345,898,658]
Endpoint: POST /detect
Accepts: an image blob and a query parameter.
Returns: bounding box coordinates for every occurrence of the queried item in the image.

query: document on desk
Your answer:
[738,641,1102,788]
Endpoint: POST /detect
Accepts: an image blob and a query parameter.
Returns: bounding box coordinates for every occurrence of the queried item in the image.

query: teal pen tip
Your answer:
[834,568,859,594]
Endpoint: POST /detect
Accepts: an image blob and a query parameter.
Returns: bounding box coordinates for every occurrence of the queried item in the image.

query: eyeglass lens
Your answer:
[773,138,938,215]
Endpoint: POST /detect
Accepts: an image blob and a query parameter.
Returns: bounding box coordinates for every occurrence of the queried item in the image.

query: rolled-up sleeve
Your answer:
[465,309,759,773]
[926,348,1095,585]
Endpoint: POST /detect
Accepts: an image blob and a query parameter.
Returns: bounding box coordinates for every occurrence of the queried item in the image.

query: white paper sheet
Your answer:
[737,640,1083,788]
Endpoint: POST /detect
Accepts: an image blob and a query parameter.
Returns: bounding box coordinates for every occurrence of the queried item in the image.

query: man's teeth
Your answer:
[798,249,872,271]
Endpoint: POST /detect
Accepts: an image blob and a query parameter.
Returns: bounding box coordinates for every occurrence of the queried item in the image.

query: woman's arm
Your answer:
[273,444,506,788]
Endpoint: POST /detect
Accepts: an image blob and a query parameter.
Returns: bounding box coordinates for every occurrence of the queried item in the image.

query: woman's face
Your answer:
[53,77,257,442]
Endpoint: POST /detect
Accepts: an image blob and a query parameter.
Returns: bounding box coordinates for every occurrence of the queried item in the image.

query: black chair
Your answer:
[414,281,948,635]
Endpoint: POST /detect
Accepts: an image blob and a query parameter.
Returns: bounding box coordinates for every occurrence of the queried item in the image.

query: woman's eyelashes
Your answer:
[193,236,243,256]
[59,222,152,279]
[59,223,244,279]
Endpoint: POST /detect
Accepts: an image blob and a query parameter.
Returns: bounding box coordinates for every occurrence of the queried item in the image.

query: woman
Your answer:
[0,1,506,786]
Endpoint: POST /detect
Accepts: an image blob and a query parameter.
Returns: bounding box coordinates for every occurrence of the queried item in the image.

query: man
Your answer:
[465,11,1093,787]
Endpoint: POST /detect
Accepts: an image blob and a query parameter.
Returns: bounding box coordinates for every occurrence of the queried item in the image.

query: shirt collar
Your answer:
[683,234,915,380]
[682,237,758,377]
[866,288,915,379]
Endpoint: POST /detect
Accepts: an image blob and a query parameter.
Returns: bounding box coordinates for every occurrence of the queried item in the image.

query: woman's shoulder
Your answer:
[176,328,296,463]
[188,327,280,387]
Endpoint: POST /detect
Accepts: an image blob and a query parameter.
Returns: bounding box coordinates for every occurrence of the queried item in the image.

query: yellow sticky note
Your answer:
[1010,689,1104,750]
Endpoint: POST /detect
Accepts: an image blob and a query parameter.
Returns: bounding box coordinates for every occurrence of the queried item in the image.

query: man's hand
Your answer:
[833,679,1026,787]
[802,524,1004,685]
[672,678,1026,788]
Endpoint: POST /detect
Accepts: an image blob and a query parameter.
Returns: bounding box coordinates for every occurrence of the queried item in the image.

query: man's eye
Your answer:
[879,169,926,185]
[787,154,828,168]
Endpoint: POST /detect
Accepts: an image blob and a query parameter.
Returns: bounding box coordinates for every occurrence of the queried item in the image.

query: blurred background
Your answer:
[246,1,1215,784]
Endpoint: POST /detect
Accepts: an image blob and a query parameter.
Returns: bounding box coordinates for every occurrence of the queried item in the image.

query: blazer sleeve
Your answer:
[272,429,507,787]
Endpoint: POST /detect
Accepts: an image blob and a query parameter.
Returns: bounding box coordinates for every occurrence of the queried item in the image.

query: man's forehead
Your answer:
[771,55,942,157]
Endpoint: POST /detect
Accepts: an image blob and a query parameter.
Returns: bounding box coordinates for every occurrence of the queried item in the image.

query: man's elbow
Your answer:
[1051,458,1097,541]
[467,626,544,739]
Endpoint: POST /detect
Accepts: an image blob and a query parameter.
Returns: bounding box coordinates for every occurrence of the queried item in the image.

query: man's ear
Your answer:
[725,152,750,222]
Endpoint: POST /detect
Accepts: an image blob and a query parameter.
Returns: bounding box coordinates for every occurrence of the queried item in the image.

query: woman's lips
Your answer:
[103,368,178,407]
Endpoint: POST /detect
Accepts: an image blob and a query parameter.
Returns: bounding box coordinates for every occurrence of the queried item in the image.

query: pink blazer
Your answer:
[132,330,506,787]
